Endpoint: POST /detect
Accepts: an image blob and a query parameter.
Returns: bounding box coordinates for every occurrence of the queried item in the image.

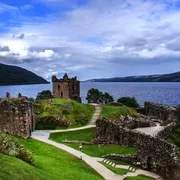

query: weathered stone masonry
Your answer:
[144,102,177,123]
[0,98,35,138]
[52,73,81,102]
[96,118,180,180]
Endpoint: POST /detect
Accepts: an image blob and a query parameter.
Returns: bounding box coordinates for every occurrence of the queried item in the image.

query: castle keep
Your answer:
[52,73,80,102]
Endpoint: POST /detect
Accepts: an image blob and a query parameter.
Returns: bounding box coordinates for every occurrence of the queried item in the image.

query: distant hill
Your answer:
[0,63,49,85]
[86,71,180,82]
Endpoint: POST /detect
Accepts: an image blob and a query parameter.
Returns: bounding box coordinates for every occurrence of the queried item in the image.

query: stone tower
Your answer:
[52,73,81,102]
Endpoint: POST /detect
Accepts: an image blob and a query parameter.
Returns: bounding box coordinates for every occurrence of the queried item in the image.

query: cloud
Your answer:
[12,34,25,39]
[1,0,180,79]
[0,46,10,52]
[0,3,18,14]
[20,4,33,11]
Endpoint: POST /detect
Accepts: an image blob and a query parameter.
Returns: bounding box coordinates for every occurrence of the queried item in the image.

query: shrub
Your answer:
[86,88,114,104]
[117,97,139,108]
[28,97,35,102]
[36,90,52,100]
[0,133,34,165]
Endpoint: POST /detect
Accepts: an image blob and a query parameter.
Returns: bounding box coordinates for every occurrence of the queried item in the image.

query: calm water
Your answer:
[0,82,180,106]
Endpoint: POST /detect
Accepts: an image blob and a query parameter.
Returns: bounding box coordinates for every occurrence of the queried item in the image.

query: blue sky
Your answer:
[1,0,180,80]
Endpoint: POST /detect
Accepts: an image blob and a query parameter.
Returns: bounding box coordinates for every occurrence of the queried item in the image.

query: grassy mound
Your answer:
[49,128,136,157]
[100,162,131,175]
[100,105,139,120]
[35,98,95,129]
[6,137,103,180]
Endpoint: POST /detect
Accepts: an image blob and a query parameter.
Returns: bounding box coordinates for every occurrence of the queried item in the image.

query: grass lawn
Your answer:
[124,175,156,180]
[0,153,48,180]
[100,105,139,120]
[8,137,103,180]
[66,144,136,157]
[35,99,95,129]
[52,98,69,104]
[99,162,131,175]
[49,128,96,142]
[49,128,136,157]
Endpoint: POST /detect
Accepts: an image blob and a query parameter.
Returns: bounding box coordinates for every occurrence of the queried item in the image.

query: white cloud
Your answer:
[1,0,180,79]
[0,3,18,14]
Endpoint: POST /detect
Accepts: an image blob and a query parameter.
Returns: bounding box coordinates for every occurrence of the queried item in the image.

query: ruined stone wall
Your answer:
[0,99,35,138]
[96,118,180,180]
[156,122,176,139]
[144,102,177,122]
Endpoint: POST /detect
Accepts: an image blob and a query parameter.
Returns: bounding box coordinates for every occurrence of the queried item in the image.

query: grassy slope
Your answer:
[6,137,103,180]
[100,105,139,120]
[35,99,95,129]
[100,162,131,175]
[124,175,155,180]
[0,154,48,180]
[49,128,136,157]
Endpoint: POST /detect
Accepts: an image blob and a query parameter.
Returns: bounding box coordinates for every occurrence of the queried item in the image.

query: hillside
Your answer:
[0,63,49,85]
[86,71,180,82]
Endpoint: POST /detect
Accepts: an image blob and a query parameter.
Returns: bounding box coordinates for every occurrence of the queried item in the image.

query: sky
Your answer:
[1,0,180,80]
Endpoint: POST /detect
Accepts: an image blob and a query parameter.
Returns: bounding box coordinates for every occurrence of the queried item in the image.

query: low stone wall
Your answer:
[156,122,176,139]
[144,102,177,122]
[96,118,180,180]
[121,118,156,129]
[0,98,35,138]
[62,140,93,145]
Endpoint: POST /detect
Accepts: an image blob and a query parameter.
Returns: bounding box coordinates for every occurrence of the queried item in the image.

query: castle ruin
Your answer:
[52,73,81,102]
[0,94,35,138]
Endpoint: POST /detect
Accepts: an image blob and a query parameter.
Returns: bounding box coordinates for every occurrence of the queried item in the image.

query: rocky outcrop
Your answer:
[96,118,180,180]
[0,98,35,138]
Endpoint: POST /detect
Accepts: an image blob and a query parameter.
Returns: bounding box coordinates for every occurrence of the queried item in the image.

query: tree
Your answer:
[86,88,101,103]
[102,92,114,104]
[86,88,114,104]
[117,97,139,108]
[36,90,52,100]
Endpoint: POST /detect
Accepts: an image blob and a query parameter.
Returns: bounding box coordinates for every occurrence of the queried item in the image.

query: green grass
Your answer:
[100,162,131,175]
[66,144,136,157]
[49,128,96,142]
[35,99,95,129]
[52,98,69,104]
[5,137,103,180]
[100,105,139,120]
[124,175,156,180]
[0,153,48,180]
[49,128,136,157]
